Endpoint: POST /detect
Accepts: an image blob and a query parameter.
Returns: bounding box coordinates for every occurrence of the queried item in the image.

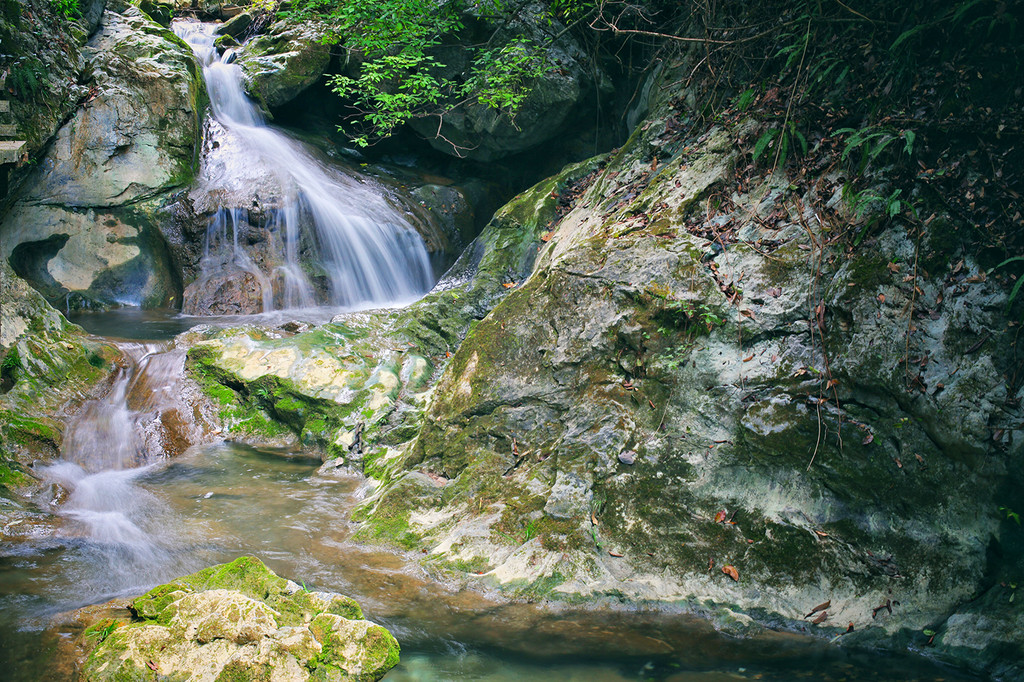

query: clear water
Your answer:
[0,440,976,681]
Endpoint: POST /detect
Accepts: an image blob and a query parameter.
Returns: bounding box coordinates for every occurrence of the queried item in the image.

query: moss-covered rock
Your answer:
[76,556,398,682]
[235,19,330,110]
[0,0,105,201]
[343,60,1023,679]
[0,260,121,498]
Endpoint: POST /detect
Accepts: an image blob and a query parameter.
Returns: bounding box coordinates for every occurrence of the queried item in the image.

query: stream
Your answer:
[0,316,979,681]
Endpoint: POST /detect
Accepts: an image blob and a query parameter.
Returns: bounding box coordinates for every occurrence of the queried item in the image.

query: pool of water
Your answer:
[0,442,975,681]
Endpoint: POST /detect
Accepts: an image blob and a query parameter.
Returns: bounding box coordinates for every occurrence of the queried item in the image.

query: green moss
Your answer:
[448,555,492,574]
[215,661,273,682]
[354,501,419,550]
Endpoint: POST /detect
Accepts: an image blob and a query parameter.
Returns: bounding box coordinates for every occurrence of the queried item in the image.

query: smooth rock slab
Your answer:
[77,556,399,682]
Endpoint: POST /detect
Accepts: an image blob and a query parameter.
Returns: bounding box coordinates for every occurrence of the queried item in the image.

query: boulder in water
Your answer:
[235,19,330,109]
[76,556,400,681]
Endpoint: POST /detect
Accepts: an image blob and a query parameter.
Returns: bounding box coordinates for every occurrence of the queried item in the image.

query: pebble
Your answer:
[618,450,636,465]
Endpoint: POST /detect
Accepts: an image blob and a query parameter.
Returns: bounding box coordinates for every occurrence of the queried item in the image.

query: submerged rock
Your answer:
[76,556,399,681]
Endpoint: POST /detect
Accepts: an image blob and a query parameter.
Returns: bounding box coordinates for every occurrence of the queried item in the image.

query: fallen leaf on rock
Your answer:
[740,309,755,319]
[722,565,739,581]
[609,550,624,557]
[743,354,755,362]
[846,623,855,633]
[806,600,831,618]
[715,510,728,523]
[862,432,874,445]
[812,611,828,624]
[502,282,517,288]
[877,293,886,303]
[147,662,158,672]
[618,450,636,465]
[591,512,599,526]
[814,530,828,538]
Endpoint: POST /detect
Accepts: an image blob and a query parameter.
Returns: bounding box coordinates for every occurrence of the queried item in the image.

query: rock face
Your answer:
[0,0,106,199]
[76,556,400,681]
[0,260,119,493]
[1,7,204,310]
[182,268,266,315]
[235,19,330,110]
[246,63,1018,677]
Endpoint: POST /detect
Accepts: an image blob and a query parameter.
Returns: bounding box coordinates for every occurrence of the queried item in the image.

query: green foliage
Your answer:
[463,40,548,123]
[6,56,48,101]
[1000,505,1022,525]
[288,0,557,145]
[834,126,916,174]
[49,0,79,19]
[752,121,806,168]
[989,258,1024,316]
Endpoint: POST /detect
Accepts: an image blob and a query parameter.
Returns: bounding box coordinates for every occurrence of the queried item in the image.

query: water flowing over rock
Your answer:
[0,6,203,310]
[174,20,435,315]
[0,260,121,481]
[75,556,400,681]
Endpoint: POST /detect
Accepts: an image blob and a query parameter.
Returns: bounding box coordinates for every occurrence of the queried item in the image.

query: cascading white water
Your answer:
[174,20,434,312]
[39,342,202,576]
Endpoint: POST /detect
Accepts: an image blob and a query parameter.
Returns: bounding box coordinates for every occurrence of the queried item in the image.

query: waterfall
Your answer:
[174,20,434,313]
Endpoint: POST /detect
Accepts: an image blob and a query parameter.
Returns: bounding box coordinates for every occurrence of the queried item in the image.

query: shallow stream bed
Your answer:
[1,421,978,681]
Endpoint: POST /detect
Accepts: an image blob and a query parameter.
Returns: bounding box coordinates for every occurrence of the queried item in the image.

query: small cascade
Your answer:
[39,341,206,580]
[174,20,435,314]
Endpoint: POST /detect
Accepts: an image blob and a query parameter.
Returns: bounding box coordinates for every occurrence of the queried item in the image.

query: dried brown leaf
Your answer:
[722,565,739,581]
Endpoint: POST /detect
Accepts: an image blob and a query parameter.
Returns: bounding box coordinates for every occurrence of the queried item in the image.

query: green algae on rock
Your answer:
[337,61,1023,681]
[0,260,121,491]
[235,19,330,110]
[77,556,399,681]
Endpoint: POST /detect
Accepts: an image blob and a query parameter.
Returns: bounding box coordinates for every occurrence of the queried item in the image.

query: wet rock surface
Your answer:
[0,260,120,493]
[235,19,330,110]
[75,556,399,682]
[0,6,203,310]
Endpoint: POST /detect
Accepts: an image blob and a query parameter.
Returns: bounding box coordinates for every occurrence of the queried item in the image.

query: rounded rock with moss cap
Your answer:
[76,556,399,681]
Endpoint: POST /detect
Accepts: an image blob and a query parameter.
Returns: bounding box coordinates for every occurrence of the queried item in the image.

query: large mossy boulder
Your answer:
[0,0,106,201]
[342,61,1023,678]
[235,19,330,109]
[77,556,399,681]
[0,6,204,310]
